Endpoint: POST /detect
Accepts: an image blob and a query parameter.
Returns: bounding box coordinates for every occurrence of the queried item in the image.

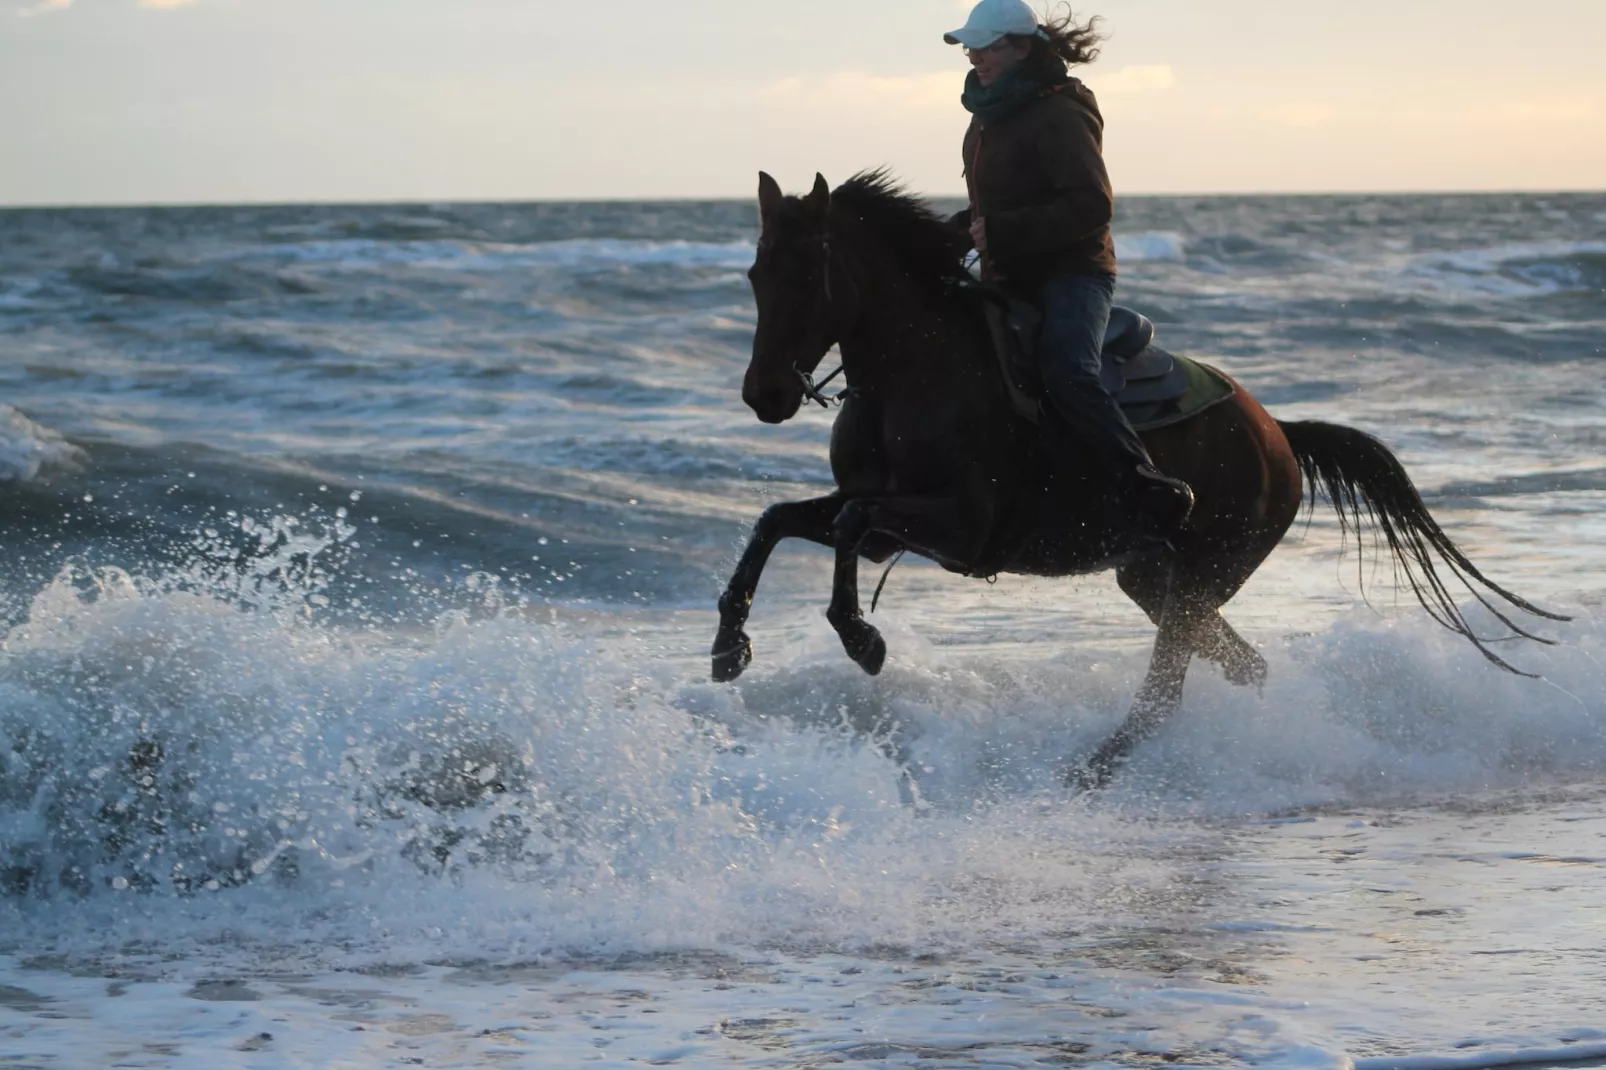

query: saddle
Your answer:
[974,283,1223,430]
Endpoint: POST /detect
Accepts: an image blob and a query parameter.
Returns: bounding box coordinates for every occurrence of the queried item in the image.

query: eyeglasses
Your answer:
[963,40,1019,58]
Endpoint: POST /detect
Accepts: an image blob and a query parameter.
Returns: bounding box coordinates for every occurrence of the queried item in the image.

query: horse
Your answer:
[711,170,1565,787]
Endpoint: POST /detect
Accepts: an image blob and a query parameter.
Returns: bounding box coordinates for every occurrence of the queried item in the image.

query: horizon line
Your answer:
[3,186,1605,212]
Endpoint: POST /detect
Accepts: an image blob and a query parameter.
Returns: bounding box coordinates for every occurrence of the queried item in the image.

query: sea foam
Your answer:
[0,406,85,484]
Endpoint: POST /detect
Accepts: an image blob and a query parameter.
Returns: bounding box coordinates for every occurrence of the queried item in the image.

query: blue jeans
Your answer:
[1036,272,1154,475]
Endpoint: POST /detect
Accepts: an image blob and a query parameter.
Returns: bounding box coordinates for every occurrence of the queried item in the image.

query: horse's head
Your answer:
[742,171,855,424]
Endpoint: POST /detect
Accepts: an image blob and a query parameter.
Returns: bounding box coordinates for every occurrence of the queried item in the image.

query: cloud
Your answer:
[762,71,959,115]
[1094,64,1177,97]
[1252,97,1599,133]
[762,64,1176,116]
[17,0,200,13]
[16,0,72,16]
[1261,104,1338,128]
[1496,98,1596,123]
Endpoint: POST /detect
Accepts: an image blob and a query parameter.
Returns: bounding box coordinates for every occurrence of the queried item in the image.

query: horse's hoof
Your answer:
[711,632,752,682]
[1063,733,1132,792]
[1061,760,1109,794]
[855,632,887,676]
[843,623,886,676]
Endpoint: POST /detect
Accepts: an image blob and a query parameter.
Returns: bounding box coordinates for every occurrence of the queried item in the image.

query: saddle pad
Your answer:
[1124,355,1237,432]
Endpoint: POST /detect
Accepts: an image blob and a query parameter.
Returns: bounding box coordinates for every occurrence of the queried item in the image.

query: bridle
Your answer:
[793,231,857,408]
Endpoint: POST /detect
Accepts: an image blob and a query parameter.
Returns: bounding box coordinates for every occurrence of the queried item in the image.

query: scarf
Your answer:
[960,63,1059,125]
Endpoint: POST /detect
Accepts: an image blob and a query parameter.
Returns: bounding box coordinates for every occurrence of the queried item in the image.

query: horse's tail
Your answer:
[1278,419,1568,675]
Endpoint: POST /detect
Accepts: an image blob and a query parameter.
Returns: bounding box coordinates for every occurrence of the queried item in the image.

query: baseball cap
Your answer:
[943,0,1048,48]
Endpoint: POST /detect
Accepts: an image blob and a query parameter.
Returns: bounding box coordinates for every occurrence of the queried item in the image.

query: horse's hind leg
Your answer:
[1072,559,1207,788]
[1195,616,1266,690]
[713,495,843,681]
[1073,547,1273,788]
[1117,557,1266,690]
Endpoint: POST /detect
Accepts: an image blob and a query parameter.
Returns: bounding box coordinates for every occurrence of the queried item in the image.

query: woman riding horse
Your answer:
[947,0,1194,546]
[713,5,1564,785]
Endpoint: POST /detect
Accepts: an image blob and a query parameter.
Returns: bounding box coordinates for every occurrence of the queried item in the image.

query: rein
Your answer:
[797,361,849,408]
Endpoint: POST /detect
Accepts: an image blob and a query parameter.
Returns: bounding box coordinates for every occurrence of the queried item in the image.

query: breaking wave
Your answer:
[0,406,85,484]
[1404,240,1606,297]
[2,510,1603,966]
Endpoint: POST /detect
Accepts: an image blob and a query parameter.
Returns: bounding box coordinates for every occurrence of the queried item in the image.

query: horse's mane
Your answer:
[831,169,971,292]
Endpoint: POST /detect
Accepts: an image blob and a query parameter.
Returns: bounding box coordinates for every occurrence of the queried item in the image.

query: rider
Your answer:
[946,0,1194,543]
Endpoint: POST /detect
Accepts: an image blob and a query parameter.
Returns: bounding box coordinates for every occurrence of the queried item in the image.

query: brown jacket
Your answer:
[962,77,1117,284]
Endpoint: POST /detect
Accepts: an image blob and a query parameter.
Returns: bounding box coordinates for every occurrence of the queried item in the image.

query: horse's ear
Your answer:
[757,171,782,230]
[805,172,831,218]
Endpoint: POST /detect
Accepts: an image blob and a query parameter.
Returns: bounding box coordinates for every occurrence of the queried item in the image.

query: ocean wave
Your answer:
[513,237,757,270]
[0,407,85,483]
[1114,230,1188,262]
[21,237,754,309]
[1114,230,1346,277]
[247,237,756,274]
[539,434,832,484]
[1436,466,1606,500]
[1404,240,1606,297]
[263,213,490,245]
[1352,1035,1606,1070]
[63,260,320,303]
[0,276,65,314]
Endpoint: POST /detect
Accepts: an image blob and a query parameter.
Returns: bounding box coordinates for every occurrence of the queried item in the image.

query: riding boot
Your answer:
[1126,464,1195,543]
[1035,271,1197,547]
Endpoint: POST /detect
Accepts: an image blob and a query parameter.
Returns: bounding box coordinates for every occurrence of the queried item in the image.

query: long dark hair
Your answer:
[1011,5,1105,82]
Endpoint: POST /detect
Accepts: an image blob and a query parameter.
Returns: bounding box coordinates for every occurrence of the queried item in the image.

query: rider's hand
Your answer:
[969,217,987,253]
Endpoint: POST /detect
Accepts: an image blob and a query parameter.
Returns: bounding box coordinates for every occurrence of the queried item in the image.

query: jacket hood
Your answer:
[1055,76,1103,123]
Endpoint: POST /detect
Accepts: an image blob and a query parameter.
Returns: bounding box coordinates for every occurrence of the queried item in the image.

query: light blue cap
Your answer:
[943,0,1049,47]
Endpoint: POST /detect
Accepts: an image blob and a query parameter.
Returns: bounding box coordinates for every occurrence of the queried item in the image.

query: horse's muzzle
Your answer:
[743,381,803,424]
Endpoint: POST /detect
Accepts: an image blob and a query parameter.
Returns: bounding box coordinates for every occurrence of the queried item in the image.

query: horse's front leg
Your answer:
[824,499,885,675]
[826,494,990,676]
[713,495,843,681]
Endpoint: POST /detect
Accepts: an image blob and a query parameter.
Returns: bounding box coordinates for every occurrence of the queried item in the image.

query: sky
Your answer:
[2,0,1605,205]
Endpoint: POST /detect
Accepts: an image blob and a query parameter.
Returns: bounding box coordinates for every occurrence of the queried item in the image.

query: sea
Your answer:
[1,190,1604,1069]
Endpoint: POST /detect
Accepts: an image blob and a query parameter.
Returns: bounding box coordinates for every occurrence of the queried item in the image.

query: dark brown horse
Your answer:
[712,170,1564,786]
